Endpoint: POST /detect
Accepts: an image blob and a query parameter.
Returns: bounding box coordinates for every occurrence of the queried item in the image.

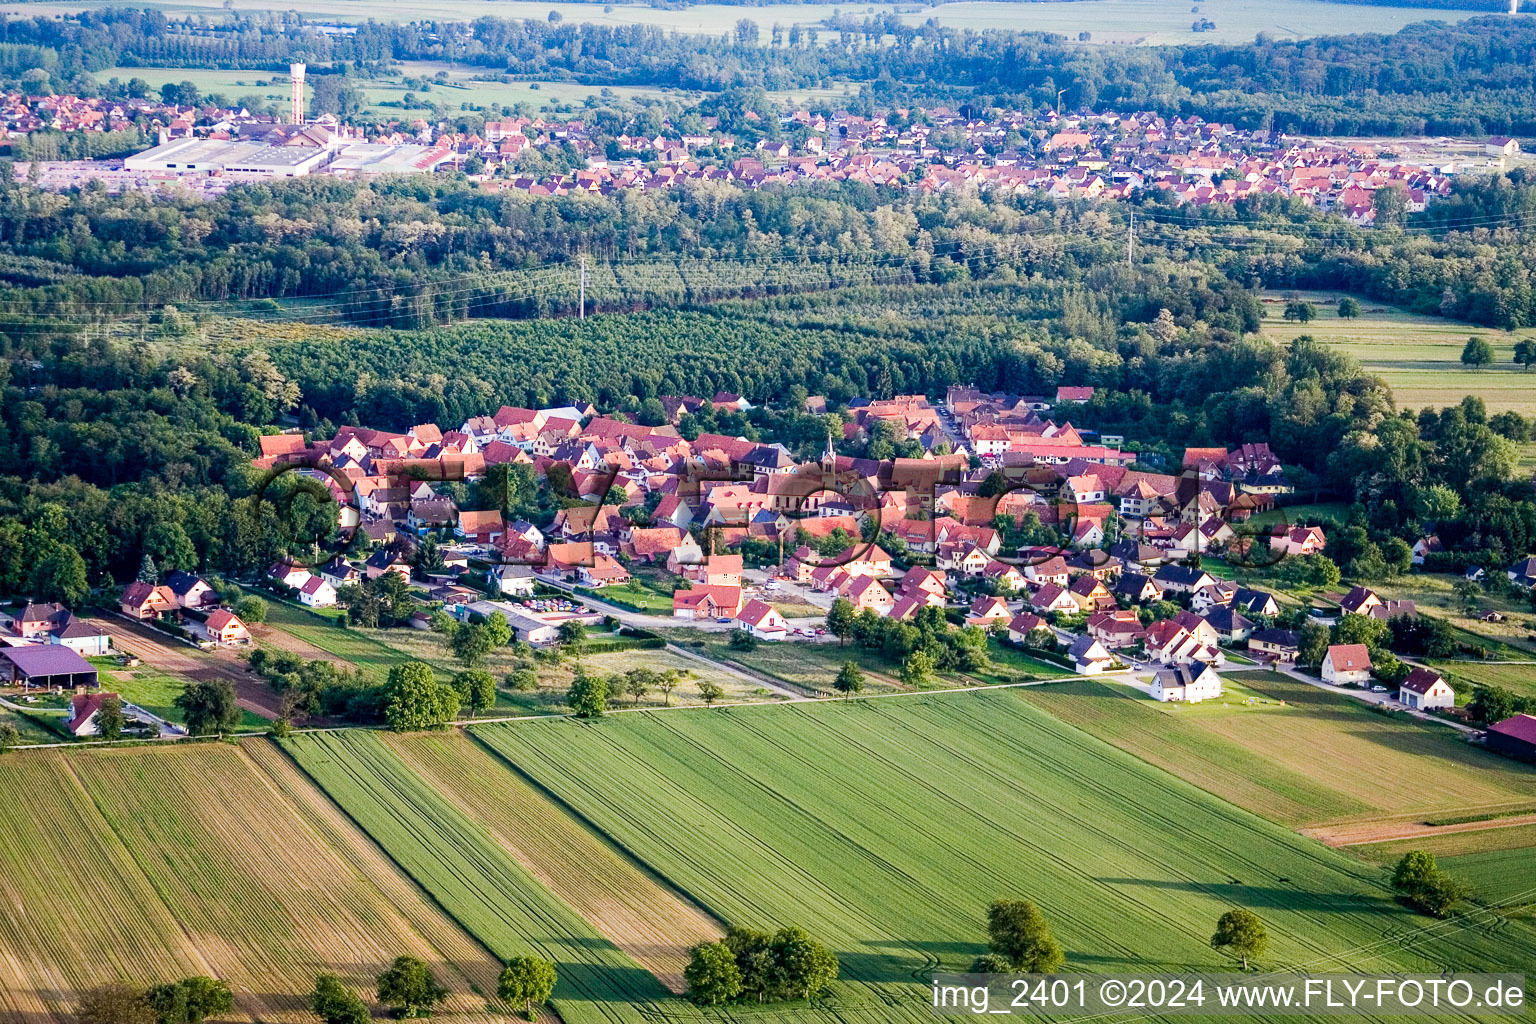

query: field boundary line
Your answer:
[460,726,731,934]
[257,735,519,993]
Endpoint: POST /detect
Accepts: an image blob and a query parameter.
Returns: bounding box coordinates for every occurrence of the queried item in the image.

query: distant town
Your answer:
[5,62,1523,221]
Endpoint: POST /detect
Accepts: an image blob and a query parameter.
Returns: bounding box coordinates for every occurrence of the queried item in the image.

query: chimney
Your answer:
[290,63,307,125]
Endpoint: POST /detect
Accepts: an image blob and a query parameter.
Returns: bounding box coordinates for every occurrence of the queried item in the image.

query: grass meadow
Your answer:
[1263,292,1536,416]
[1015,672,1536,829]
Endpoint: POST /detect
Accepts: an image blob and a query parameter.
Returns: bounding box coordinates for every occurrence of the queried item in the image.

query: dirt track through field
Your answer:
[1303,812,1536,847]
[86,616,283,720]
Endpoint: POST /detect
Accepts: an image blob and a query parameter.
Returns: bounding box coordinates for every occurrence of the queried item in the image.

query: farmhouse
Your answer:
[1398,667,1455,711]
[0,645,98,690]
[1321,644,1372,686]
[1152,664,1222,703]
[1270,525,1326,557]
[120,581,178,620]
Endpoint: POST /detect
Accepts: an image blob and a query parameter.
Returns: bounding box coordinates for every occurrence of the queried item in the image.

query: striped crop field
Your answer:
[466,692,1536,1024]
[0,742,505,1022]
[381,731,724,992]
[280,730,678,1024]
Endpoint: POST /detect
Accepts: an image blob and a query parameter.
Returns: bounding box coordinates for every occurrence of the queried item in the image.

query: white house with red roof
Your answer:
[298,575,338,609]
[1398,666,1455,710]
[1321,644,1372,685]
[734,599,789,640]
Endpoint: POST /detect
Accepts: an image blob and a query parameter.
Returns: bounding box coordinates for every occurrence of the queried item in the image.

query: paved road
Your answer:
[542,576,835,637]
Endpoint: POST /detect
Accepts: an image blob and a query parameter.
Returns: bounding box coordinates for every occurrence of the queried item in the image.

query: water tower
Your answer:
[290,63,306,125]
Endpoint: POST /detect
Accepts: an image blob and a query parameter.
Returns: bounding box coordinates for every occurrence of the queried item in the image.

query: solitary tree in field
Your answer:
[1461,335,1495,369]
[451,669,497,715]
[1282,299,1316,323]
[985,899,1065,974]
[1337,296,1361,319]
[697,680,725,705]
[623,667,654,706]
[834,661,864,699]
[377,956,447,1018]
[1514,339,1536,372]
[1391,850,1472,917]
[1210,908,1268,969]
[311,973,369,1024]
[385,661,460,731]
[498,956,557,1020]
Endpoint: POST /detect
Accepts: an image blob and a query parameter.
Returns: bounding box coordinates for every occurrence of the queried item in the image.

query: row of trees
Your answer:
[78,955,558,1024]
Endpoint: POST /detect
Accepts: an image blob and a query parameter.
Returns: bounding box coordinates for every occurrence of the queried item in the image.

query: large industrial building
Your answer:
[124,138,333,177]
[123,134,454,180]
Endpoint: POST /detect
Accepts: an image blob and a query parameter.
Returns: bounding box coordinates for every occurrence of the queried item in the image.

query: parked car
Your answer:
[716,616,733,624]
[764,581,781,591]
[1370,685,1388,693]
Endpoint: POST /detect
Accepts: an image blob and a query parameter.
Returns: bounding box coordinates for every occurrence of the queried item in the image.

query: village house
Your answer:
[1247,627,1299,664]
[965,595,1012,628]
[1270,525,1326,557]
[66,691,123,737]
[1068,575,1116,613]
[673,584,744,620]
[1152,663,1222,703]
[1068,635,1117,675]
[1321,644,1373,686]
[298,575,339,608]
[1398,667,1455,711]
[1006,611,1049,645]
[734,599,790,640]
[193,609,252,647]
[1086,610,1146,649]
